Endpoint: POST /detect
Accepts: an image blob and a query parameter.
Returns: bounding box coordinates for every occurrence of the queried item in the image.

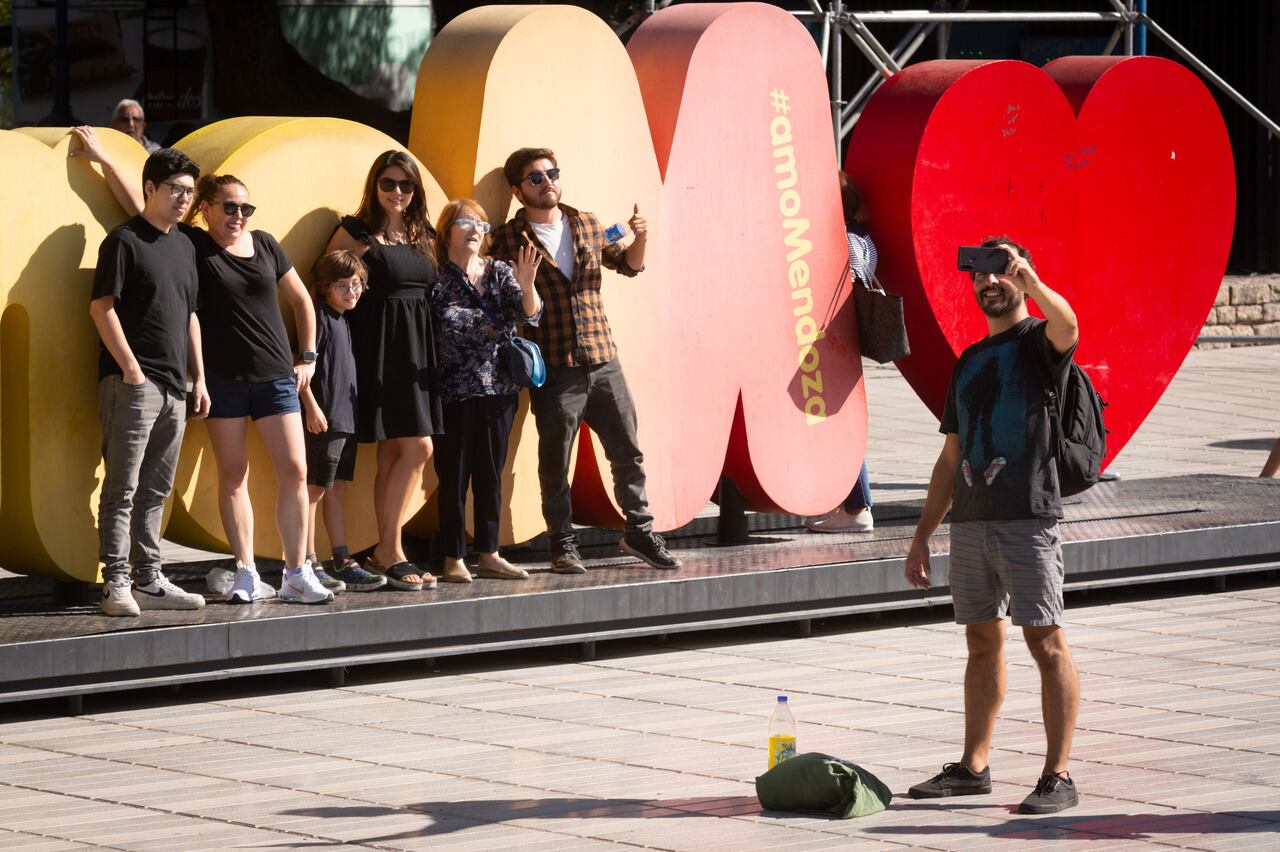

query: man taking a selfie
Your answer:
[904,237,1082,814]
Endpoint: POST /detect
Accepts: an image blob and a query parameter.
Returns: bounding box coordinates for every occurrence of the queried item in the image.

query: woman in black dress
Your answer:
[325,151,441,591]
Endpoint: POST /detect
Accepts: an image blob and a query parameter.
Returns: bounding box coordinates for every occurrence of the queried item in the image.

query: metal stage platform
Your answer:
[2,474,1277,706]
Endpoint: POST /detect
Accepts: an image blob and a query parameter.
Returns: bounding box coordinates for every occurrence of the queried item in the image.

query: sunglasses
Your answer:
[454,217,491,234]
[378,177,416,194]
[522,168,560,186]
[219,201,256,218]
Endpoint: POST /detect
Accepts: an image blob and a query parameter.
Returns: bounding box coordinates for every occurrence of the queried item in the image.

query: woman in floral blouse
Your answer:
[431,199,542,583]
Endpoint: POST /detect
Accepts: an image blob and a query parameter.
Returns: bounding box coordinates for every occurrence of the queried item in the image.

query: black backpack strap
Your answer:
[1029,334,1065,456]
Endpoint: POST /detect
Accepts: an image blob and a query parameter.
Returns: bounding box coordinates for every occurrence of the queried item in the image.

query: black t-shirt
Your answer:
[91,216,199,397]
[313,302,358,434]
[940,317,1076,521]
[192,228,295,382]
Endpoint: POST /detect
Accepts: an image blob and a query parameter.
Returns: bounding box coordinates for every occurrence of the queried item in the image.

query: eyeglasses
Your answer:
[332,282,365,295]
[220,201,256,218]
[378,177,416,194]
[454,217,491,234]
[522,168,560,186]
[161,181,196,200]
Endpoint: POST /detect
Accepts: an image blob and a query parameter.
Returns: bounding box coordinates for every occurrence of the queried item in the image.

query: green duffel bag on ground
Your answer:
[755,752,892,819]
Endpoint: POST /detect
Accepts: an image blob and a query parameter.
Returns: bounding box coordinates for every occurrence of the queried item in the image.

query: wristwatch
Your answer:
[299,351,317,365]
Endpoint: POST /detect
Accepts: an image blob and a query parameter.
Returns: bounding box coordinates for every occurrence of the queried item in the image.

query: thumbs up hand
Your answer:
[628,203,647,241]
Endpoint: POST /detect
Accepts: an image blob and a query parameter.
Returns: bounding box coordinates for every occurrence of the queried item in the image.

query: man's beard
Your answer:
[518,186,558,211]
[977,288,1024,318]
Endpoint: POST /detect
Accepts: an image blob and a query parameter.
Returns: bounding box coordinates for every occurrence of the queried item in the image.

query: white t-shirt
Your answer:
[530,217,576,280]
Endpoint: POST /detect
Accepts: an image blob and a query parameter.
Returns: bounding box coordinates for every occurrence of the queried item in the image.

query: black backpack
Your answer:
[1041,360,1108,497]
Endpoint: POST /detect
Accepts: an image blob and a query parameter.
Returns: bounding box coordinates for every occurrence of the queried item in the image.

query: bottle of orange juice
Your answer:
[767,695,797,768]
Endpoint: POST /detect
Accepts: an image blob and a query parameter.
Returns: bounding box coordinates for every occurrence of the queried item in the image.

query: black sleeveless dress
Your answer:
[340,216,443,442]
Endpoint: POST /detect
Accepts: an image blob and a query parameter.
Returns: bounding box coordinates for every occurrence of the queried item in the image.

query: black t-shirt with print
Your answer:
[91,216,199,397]
[312,302,358,435]
[940,317,1076,521]
[192,228,295,382]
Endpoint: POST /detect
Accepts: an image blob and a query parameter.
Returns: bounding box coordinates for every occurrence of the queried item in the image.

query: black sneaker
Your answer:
[620,533,681,570]
[551,540,586,574]
[907,762,992,799]
[1019,772,1078,814]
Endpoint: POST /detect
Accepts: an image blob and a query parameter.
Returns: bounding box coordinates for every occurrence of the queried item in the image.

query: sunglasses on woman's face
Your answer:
[378,177,416,194]
[454,217,491,234]
[522,168,560,186]
[220,201,256,218]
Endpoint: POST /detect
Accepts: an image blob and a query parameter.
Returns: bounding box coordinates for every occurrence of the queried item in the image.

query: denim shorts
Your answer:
[207,373,301,420]
[305,431,357,488]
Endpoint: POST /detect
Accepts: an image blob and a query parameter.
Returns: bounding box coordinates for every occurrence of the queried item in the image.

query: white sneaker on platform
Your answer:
[133,574,206,610]
[228,563,275,604]
[278,564,334,605]
[100,575,140,617]
[804,507,874,533]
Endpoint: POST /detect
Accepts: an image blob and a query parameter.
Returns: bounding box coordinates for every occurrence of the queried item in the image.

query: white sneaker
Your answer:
[206,565,236,597]
[278,564,335,605]
[804,507,874,533]
[100,575,140,617]
[227,563,275,604]
[133,574,206,610]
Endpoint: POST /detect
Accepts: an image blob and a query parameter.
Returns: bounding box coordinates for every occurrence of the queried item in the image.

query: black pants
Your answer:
[433,394,518,557]
[529,358,654,545]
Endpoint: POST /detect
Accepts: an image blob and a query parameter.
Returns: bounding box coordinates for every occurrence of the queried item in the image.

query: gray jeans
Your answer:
[529,358,653,544]
[96,375,186,579]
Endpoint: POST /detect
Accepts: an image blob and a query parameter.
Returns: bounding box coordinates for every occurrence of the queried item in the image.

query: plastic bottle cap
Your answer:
[777,696,788,702]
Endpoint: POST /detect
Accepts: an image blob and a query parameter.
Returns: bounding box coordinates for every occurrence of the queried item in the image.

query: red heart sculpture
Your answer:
[846,57,1234,466]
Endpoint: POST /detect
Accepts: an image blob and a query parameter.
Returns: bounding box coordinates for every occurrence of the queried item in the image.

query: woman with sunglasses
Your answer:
[186,174,334,606]
[430,200,542,583]
[325,151,441,591]
[67,127,331,605]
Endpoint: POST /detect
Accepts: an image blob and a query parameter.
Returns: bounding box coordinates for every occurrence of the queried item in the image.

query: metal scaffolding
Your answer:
[616,1,1280,152]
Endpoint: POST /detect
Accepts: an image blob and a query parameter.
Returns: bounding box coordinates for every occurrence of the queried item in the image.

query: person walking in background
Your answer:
[808,171,878,534]
[430,200,543,584]
[904,237,1083,815]
[89,147,210,616]
[326,151,442,592]
[490,147,680,574]
[300,251,387,592]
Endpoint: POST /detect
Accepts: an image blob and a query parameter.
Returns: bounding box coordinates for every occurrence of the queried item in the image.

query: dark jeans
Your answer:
[96,376,186,580]
[433,394,518,557]
[529,359,654,545]
[842,461,873,511]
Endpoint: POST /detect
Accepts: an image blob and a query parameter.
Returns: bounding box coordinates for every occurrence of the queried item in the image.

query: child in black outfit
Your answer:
[301,251,386,591]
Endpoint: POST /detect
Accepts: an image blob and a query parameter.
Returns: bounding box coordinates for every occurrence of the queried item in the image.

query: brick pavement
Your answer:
[1,582,1278,849]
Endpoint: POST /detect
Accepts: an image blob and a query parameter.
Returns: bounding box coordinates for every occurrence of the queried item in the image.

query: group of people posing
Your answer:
[75,127,680,618]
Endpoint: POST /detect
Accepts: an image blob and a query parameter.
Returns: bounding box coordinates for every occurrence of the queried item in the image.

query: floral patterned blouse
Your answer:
[431,258,541,402]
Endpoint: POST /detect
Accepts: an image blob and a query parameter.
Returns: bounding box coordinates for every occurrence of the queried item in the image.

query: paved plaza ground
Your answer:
[0,345,1277,849]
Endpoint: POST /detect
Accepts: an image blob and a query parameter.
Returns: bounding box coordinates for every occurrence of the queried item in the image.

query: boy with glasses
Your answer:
[490,147,680,573]
[89,148,211,616]
[299,251,386,592]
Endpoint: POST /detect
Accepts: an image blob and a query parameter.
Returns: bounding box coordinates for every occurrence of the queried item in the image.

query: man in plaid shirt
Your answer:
[490,147,680,572]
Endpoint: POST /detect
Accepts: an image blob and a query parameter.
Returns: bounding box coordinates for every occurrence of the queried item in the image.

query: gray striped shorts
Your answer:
[948,519,1064,627]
